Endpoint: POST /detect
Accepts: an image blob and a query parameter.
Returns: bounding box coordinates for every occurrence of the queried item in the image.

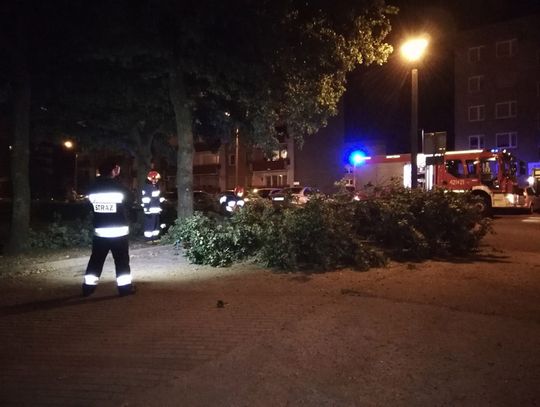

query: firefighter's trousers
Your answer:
[83,235,132,294]
[144,213,161,240]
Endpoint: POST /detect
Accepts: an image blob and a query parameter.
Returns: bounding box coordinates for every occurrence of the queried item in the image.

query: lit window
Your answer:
[468,105,485,121]
[468,75,484,93]
[496,132,518,148]
[495,101,517,119]
[468,46,484,63]
[496,39,517,58]
[469,135,485,149]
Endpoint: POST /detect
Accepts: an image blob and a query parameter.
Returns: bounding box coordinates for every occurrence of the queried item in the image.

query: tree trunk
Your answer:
[168,65,193,220]
[6,11,31,254]
[132,127,153,198]
[132,127,153,228]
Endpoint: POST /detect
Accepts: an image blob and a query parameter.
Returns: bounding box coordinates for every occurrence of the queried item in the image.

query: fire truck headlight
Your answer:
[527,176,535,186]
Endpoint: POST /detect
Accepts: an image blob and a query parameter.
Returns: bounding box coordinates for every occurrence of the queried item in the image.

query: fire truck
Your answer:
[353,149,529,213]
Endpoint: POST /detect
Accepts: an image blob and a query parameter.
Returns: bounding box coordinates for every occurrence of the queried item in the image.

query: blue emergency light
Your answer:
[349,150,367,166]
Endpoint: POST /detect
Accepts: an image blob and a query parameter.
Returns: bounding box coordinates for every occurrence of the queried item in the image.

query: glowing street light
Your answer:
[400,38,428,62]
[401,36,429,189]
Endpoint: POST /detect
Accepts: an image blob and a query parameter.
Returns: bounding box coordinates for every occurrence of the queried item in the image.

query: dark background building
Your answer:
[345,0,540,158]
[454,13,540,172]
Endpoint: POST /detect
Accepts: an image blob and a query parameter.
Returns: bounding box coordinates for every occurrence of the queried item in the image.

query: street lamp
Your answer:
[63,140,78,194]
[401,37,428,189]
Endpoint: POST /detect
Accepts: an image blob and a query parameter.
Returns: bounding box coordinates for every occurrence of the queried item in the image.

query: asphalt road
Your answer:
[487,211,540,253]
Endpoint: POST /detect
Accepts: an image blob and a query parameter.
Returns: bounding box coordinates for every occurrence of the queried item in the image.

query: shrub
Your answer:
[263,197,388,271]
[163,211,260,267]
[29,213,93,249]
[165,185,489,270]
[351,185,490,260]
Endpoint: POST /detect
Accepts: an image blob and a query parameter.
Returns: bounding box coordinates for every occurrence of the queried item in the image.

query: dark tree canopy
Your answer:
[2,0,397,251]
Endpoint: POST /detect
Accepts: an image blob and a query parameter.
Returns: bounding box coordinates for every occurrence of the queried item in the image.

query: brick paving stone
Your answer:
[3,231,538,406]
[0,245,310,406]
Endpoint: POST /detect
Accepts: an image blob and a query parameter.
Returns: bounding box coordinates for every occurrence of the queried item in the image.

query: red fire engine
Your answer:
[353,149,529,213]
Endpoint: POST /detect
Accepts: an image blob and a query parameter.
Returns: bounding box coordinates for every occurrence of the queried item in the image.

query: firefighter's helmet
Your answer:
[234,186,245,197]
[147,171,161,182]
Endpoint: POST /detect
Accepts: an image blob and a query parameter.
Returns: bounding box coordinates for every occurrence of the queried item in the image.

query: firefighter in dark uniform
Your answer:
[82,159,135,297]
[141,170,165,242]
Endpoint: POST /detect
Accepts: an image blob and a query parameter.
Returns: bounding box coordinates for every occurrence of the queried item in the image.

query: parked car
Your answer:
[193,190,219,213]
[524,186,539,212]
[246,187,282,201]
[163,189,219,213]
[271,186,319,205]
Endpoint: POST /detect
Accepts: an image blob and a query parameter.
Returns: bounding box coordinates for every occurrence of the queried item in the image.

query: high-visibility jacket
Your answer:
[141,183,164,215]
[87,177,130,238]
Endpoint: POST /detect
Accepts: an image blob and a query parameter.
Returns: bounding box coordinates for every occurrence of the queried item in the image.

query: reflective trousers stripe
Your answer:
[84,274,99,285]
[117,274,132,286]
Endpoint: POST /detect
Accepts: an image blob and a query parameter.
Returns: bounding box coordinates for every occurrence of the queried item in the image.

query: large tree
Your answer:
[40,56,175,194]
[1,0,87,253]
[155,0,396,218]
[2,0,396,252]
[39,0,396,221]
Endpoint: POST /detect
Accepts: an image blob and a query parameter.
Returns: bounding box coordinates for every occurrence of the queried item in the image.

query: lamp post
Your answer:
[63,140,78,194]
[400,37,428,189]
[234,127,239,188]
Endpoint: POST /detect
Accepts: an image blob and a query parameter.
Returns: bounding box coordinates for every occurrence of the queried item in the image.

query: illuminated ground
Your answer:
[1,215,539,406]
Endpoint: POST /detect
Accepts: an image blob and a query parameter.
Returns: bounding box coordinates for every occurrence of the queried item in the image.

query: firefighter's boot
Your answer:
[118,283,136,297]
[82,283,96,297]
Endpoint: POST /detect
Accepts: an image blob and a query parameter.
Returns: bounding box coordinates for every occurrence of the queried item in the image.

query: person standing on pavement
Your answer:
[141,170,165,243]
[82,158,135,297]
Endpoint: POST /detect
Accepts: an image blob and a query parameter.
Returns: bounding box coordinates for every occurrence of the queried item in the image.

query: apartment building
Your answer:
[186,108,347,194]
[454,13,540,173]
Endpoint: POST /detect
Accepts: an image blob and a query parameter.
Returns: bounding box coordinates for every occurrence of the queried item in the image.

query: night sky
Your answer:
[345,0,540,154]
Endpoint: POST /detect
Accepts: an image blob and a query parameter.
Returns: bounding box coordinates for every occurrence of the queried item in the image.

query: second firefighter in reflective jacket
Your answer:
[141,170,165,241]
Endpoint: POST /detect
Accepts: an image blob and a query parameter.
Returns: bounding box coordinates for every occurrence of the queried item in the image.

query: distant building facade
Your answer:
[169,108,348,194]
[295,108,347,193]
[454,14,540,173]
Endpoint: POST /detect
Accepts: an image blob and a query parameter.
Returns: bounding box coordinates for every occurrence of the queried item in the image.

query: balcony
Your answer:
[193,164,220,175]
[252,159,289,172]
